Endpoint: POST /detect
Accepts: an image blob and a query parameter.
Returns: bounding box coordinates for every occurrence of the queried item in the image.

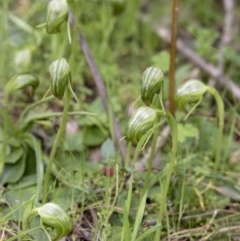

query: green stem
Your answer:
[125,142,132,170]
[154,111,177,241]
[43,88,71,202]
[0,93,9,179]
[56,1,79,163]
[141,115,160,197]
[0,0,9,85]
[207,87,224,172]
[18,95,54,124]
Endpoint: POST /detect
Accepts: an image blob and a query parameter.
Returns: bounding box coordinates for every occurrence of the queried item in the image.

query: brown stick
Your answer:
[69,12,126,162]
[217,0,234,76]
[168,0,179,116]
[154,27,240,101]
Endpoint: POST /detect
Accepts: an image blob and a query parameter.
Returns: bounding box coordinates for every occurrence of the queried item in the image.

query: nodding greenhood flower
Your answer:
[24,202,72,241]
[175,79,209,118]
[111,0,126,16]
[46,0,68,34]
[5,74,39,96]
[49,58,71,100]
[126,106,157,145]
[141,67,164,107]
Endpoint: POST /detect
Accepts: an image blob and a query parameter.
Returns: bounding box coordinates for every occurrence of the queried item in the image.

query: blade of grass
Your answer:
[131,190,148,241]
[135,224,161,241]
[24,134,43,203]
[121,201,131,241]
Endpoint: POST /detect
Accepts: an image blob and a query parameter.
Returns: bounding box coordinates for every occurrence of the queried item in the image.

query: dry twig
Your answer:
[218,0,235,72]
[69,12,126,162]
[153,27,240,101]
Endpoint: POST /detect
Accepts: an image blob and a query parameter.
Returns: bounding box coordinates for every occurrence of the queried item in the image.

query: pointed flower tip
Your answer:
[141,66,164,106]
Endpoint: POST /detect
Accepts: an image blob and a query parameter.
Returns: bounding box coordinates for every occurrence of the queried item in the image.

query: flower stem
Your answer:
[0,93,9,179]
[207,87,224,172]
[125,142,132,170]
[154,111,177,241]
[43,88,71,202]
[141,115,160,196]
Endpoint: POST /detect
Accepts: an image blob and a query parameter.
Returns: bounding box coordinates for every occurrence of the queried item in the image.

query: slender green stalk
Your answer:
[125,142,132,170]
[18,95,54,123]
[130,117,160,241]
[222,111,236,170]
[43,88,72,202]
[106,78,115,150]
[0,0,9,85]
[207,87,224,172]
[0,93,9,179]
[141,115,160,196]
[154,111,177,241]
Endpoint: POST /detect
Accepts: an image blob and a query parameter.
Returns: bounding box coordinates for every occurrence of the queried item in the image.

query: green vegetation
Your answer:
[0,0,240,240]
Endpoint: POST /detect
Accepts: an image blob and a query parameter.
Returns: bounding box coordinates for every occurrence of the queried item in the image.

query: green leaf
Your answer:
[8,137,21,147]
[177,123,198,143]
[83,126,107,146]
[0,144,11,156]
[79,98,106,127]
[1,153,26,184]
[151,50,170,72]
[101,138,115,159]
[22,195,35,231]
[136,224,161,241]
[24,134,44,202]
[5,147,24,164]
[0,125,3,141]
[1,192,37,223]
[131,191,148,241]
[121,201,131,241]
[64,132,84,151]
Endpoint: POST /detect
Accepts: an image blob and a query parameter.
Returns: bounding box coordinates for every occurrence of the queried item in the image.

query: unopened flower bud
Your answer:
[141,67,164,106]
[46,0,68,34]
[49,58,71,100]
[125,106,156,145]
